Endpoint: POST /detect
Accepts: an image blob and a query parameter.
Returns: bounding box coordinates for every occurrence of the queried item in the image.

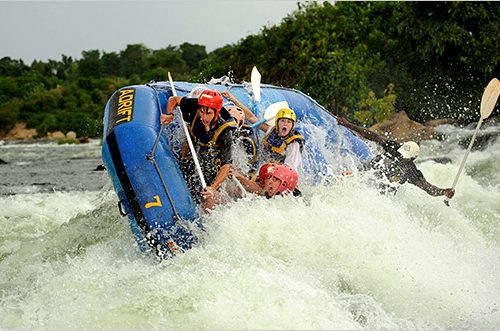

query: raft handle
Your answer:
[118,199,129,216]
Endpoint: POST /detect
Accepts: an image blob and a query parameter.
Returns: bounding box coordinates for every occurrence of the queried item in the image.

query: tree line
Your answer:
[1,1,498,138]
[0,43,207,137]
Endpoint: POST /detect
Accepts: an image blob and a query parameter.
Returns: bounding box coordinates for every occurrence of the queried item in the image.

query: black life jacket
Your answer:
[188,115,234,179]
[188,113,257,184]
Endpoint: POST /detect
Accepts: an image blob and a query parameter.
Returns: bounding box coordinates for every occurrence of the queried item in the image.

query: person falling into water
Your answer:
[336,117,455,199]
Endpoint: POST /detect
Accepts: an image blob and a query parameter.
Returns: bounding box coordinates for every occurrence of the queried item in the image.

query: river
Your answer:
[0,122,499,329]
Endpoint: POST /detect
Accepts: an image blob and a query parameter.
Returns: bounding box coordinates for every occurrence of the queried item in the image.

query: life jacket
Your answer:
[262,128,304,164]
[187,113,257,183]
[188,114,234,169]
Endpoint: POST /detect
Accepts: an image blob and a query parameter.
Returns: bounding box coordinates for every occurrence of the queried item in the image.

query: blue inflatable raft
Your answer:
[101,81,372,258]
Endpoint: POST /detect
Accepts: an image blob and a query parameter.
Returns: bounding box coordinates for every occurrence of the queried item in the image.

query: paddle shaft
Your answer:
[444,118,483,206]
[250,117,266,129]
[168,73,207,189]
[445,77,500,206]
[451,118,483,190]
[231,176,247,194]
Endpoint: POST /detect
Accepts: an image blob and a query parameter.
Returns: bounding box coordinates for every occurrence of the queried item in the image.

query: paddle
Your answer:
[444,77,500,206]
[251,66,261,103]
[168,72,207,189]
[249,65,289,129]
[250,101,289,129]
[230,172,247,196]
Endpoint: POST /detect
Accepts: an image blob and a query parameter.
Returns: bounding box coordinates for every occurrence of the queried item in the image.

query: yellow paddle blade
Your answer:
[480,78,500,119]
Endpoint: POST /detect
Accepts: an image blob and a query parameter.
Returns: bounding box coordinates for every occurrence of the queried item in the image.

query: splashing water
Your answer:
[0,122,498,329]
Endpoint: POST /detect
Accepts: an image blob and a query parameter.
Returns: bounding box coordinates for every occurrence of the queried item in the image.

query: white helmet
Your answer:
[397,141,420,159]
[188,85,206,98]
[227,106,245,129]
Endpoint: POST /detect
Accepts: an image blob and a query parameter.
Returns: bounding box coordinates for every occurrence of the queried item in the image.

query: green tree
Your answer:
[179,42,207,69]
[119,44,149,78]
[145,46,187,78]
[0,97,21,133]
[79,50,103,78]
[1,1,498,139]
[101,51,121,77]
[387,2,500,122]
[0,57,29,77]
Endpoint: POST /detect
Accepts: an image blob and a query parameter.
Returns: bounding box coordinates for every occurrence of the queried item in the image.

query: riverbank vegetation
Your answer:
[1,1,498,138]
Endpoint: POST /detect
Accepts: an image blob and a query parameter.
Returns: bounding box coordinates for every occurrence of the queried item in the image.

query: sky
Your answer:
[0,0,327,64]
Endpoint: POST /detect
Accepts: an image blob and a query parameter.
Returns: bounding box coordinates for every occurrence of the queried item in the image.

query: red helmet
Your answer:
[259,163,298,195]
[258,162,275,187]
[198,89,223,119]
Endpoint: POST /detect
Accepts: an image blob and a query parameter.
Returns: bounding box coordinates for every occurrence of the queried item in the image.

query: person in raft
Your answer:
[336,117,455,199]
[222,90,305,172]
[202,162,301,210]
[160,89,257,199]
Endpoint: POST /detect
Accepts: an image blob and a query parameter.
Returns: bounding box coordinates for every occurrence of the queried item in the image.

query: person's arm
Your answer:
[160,96,182,125]
[414,178,455,198]
[233,170,265,195]
[201,165,263,210]
[408,166,456,198]
[201,187,223,211]
[222,90,270,132]
[211,164,262,194]
[336,117,385,145]
[207,164,232,191]
[201,164,232,211]
[284,142,302,171]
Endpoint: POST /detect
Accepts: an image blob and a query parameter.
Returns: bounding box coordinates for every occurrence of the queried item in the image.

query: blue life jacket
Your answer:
[262,128,304,164]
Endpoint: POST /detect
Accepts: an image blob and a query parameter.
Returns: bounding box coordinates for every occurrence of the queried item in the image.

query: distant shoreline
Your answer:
[0,122,92,143]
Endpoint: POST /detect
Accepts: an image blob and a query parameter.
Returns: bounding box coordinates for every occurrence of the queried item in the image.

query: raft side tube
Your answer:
[102,85,199,257]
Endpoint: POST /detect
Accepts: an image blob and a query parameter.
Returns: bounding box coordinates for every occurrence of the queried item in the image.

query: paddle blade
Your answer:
[480,78,500,119]
[249,101,289,129]
[251,66,261,102]
[264,101,289,126]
